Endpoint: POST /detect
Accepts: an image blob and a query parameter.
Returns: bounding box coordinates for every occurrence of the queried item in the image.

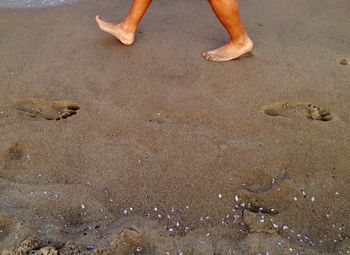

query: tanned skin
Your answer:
[96,0,253,62]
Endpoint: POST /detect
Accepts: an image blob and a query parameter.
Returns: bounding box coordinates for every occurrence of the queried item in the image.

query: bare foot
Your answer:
[203,37,253,62]
[96,15,135,46]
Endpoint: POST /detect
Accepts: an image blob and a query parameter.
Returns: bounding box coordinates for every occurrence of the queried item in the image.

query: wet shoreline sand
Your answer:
[1,0,350,254]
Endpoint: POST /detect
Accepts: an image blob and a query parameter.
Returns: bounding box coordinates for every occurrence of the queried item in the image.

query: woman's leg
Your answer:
[204,0,253,62]
[96,0,152,45]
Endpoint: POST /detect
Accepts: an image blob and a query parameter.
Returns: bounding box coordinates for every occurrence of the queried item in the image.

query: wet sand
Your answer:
[0,0,350,254]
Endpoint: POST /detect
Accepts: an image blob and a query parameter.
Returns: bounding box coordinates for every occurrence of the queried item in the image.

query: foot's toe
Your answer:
[210,55,217,61]
[96,15,104,22]
[203,52,212,60]
[205,54,218,61]
[205,54,213,61]
[212,55,227,62]
[209,55,216,61]
[96,15,108,27]
[203,51,214,58]
[202,51,209,58]
[95,15,102,23]
[208,54,235,62]
[203,51,225,62]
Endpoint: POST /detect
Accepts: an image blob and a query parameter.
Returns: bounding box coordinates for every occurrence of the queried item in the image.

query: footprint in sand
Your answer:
[112,228,153,254]
[337,57,349,66]
[0,142,34,184]
[241,170,276,194]
[0,214,15,242]
[262,102,332,121]
[240,168,290,194]
[15,97,80,120]
[0,142,30,169]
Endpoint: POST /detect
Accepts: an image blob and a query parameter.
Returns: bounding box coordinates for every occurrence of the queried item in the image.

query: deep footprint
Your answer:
[15,97,80,120]
[262,102,332,121]
[337,57,349,66]
[307,104,332,121]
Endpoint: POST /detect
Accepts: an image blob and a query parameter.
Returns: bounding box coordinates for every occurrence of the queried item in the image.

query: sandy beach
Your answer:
[0,0,350,254]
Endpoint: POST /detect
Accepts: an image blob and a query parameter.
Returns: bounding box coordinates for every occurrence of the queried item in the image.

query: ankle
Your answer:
[229,35,252,46]
[120,19,137,34]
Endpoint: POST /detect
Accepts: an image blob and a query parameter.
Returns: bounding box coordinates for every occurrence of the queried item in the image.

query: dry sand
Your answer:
[0,0,350,254]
